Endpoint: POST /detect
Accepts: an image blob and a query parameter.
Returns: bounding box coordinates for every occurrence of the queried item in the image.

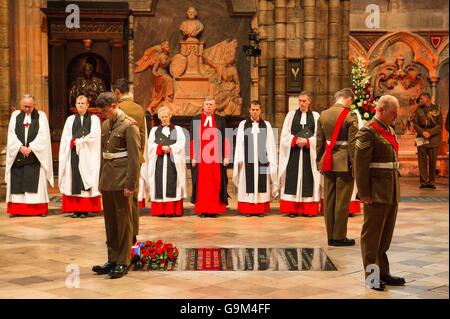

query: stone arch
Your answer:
[349,36,368,66]
[368,31,437,78]
[437,39,449,70]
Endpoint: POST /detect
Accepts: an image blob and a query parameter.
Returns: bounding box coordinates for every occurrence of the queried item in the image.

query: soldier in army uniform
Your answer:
[412,92,443,189]
[316,88,359,247]
[113,78,146,244]
[92,92,141,279]
[355,95,405,291]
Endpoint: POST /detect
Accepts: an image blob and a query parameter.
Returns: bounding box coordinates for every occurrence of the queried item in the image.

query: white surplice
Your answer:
[5,110,53,204]
[138,120,149,204]
[147,125,187,202]
[232,120,278,203]
[279,110,321,203]
[58,114,101,197]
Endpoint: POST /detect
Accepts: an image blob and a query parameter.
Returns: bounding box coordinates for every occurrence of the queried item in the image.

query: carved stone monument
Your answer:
[134,6,242,117]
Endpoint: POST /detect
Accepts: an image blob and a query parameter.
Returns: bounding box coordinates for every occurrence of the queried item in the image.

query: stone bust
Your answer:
[179,6,204,40]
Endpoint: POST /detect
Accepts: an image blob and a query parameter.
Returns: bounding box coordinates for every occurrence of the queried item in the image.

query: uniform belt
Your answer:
[102,151,128,160]
[326,140,348,146]
[369,162,400,169]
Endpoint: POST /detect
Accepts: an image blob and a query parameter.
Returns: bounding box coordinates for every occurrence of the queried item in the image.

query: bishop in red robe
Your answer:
[190,97,230,217]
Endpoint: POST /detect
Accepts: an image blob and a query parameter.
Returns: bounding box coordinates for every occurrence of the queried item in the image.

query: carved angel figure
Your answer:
[135,41,174,112]
[202,39,242,116]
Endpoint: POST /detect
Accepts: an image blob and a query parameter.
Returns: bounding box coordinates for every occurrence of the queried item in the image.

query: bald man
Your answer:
[355,95,405,292]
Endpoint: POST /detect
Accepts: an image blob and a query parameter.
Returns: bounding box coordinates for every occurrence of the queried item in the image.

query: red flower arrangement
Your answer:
[130,240,179,271]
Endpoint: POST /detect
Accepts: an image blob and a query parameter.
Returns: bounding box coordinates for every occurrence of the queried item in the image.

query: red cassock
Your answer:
[190,113,230,215]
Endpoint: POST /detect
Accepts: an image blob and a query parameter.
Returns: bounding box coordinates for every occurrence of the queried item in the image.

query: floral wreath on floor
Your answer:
[351,56,377,123]
[130,240,179,271]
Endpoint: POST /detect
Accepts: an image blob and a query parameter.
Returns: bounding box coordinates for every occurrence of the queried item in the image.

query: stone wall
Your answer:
[258,0,351,130]
[0,0,10,199]
[348,0,449,176]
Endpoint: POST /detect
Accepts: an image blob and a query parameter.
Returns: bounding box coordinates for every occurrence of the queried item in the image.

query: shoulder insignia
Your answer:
[127,119,137,125]
[356,139,371,150]
[360,126,370,131]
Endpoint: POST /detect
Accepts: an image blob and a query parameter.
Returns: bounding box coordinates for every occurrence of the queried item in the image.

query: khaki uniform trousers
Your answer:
[102,191,133,266]
[361,202,398,277]
[323,171,354,241]
[418,146,438,185]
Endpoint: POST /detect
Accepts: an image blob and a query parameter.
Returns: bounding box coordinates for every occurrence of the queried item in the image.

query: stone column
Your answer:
[258,0,275,123]
[429,76,439,104]
[327,0,341,101]
[340,0,351,88]
[302,0,316,100]
[274,0,287,129]
[0,0,10,200]
[10,0,48,114]
[314,0,330,111]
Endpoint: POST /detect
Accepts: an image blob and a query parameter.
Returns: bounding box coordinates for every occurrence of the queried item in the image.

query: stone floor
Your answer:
[0,177,447,299]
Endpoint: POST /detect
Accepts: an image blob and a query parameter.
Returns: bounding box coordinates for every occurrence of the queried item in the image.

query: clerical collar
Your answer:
[23,113,31,126]
[250,118,260,123]
[161,125,171,137]
[203,112,213,127]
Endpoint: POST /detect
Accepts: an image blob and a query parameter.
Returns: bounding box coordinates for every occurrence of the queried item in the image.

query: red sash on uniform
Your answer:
[322,108,351,172]
[370,122,399,154]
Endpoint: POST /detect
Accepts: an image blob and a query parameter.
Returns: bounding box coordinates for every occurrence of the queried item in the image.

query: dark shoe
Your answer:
[209,214,218,218]
[71,213,80,218]
[368,279,386,291]
[349,213,355,218]
[419,184,428,188]
[79,213,88,218]
[288,213,297,217]
[381,274,406,286]
[9,214,17,218]
[333,238,356,246]
[200,213,207,218]
[109,264,128,278]
[427,184,436,189]
[38,214,47,217]
[328,239,335,246]
[92,262,116,275]
[257,214,264,217]
[303,214,314,217]
[245,214,252,217]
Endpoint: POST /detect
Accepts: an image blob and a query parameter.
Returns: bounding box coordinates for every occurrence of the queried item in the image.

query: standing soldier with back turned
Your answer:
[92,92,141,279]
[113,78,147,244]
[316,88,359,247]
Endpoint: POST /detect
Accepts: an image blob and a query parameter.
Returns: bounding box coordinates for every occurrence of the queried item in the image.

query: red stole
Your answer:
[322,108,351,172]
[370,122,399,154]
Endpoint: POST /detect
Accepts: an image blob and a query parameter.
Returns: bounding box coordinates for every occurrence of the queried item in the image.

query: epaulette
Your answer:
[127,119,137,125]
